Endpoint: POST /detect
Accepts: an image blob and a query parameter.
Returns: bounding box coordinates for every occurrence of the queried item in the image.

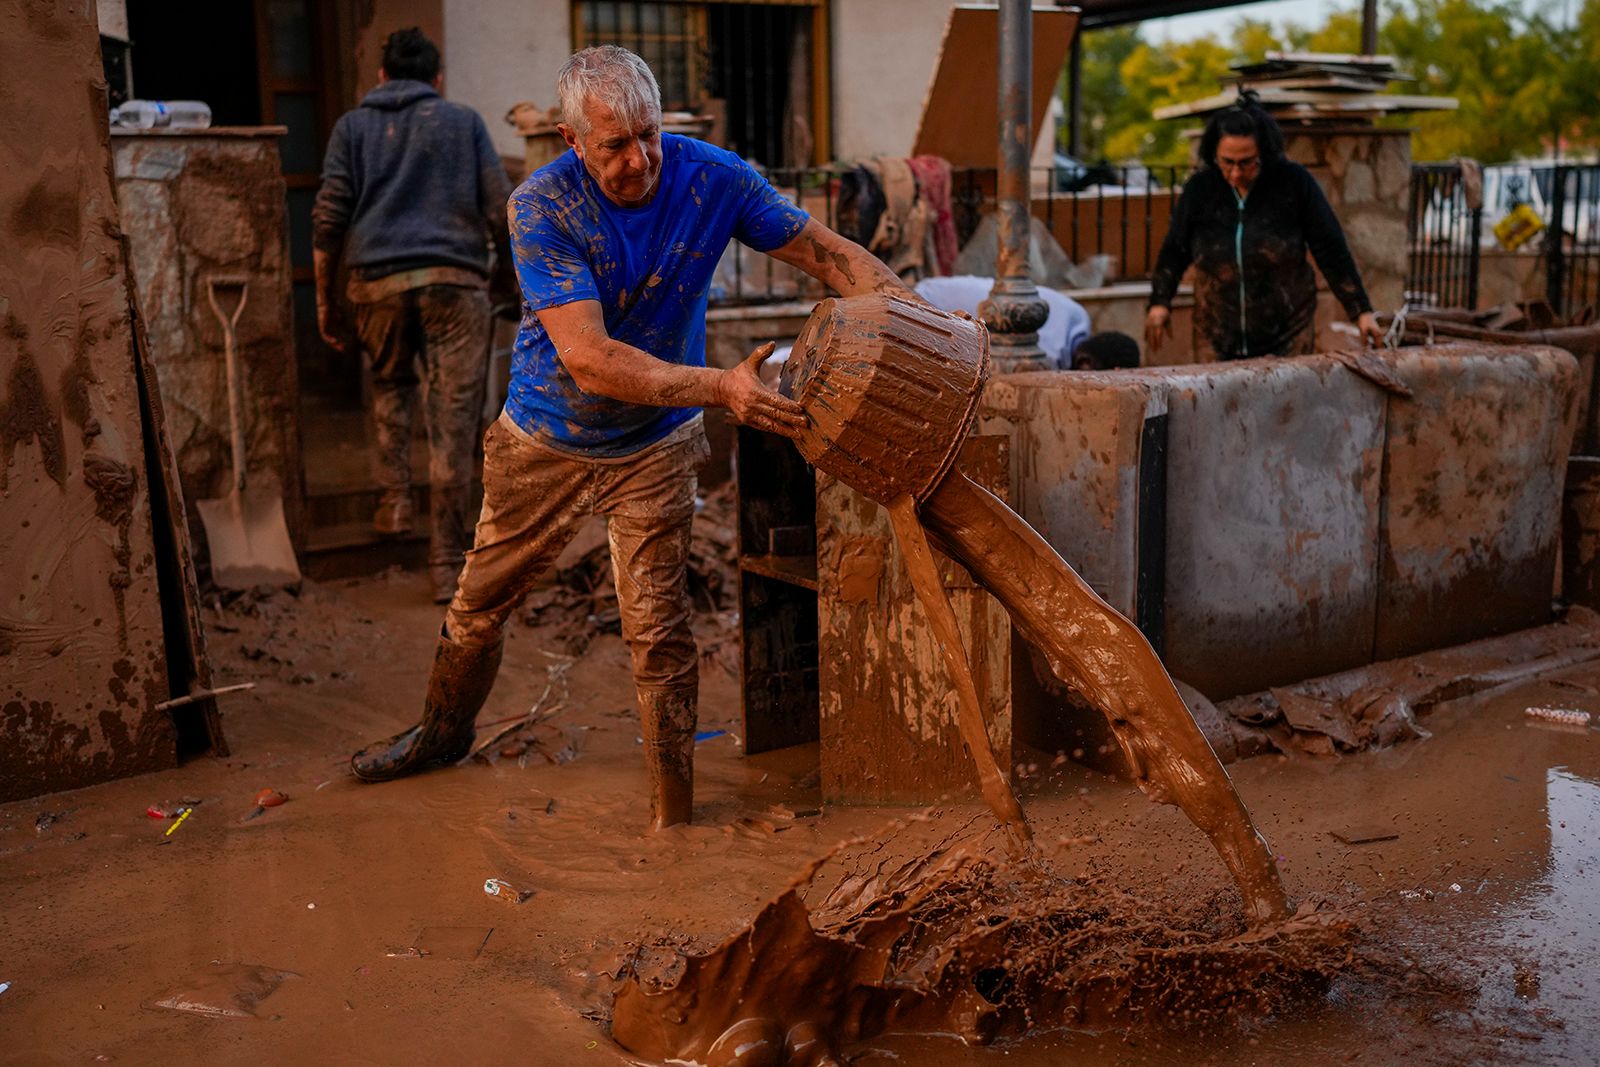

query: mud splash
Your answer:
[612,825,1357,1065]
[609,295,1302,1062]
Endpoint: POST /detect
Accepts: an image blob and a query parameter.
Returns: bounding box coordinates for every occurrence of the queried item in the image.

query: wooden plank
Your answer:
[912,5,1080,169]
[816,436,1012,805]
[124,245,227,757]
[0,2,179,800]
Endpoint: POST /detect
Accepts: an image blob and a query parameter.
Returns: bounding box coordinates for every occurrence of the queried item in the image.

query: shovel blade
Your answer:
[196,490,302,590]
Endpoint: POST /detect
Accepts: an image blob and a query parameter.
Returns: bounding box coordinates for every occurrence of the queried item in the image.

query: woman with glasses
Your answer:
[1145,91,1382,360]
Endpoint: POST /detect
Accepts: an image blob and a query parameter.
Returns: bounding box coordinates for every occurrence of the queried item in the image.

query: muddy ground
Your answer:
[2,566,1597,1066]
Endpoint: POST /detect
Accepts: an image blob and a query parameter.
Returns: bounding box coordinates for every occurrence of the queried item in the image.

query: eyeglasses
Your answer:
[1218,155,1260,174]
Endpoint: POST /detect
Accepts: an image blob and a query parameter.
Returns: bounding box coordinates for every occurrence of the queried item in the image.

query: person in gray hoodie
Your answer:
[312,27,512,603]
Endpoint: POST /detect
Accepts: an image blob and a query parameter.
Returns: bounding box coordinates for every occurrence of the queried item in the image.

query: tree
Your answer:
[1068,0,1600,167]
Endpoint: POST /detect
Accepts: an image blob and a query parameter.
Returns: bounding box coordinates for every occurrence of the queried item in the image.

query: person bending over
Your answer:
[349,46,915,830]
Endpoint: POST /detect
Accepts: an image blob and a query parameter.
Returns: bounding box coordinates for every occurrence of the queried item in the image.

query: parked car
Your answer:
[1047,152,1161,195]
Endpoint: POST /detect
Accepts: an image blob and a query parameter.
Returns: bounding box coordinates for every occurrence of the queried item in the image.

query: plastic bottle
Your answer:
[110,100,213,130]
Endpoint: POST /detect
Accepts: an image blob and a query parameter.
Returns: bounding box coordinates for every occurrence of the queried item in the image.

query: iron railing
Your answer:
[1406,162,1483,311]
[1547,164,1600,322]
[712,164,1190,306]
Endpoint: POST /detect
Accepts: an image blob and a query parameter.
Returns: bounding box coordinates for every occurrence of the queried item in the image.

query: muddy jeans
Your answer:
[446,414,708,702]
[354,284,490,491]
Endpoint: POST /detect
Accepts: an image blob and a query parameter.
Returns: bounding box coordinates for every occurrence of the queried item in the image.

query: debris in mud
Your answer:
[1216,608,1600,758]
[34,810,70,834]
[148,963,297,1020]
[471,659,579,764]
[484,877,534,904]
[242,789,288,822]
[609,826,1368,1063]
[521,482,740,671]
[1522,706,1592,727]
[1330,825,1401,846]
[413,927,492,961]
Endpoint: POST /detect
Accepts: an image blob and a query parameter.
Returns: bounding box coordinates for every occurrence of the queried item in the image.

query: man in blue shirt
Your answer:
[351,46,912,829]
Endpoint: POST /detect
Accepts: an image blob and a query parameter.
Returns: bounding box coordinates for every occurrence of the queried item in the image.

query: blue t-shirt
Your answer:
[506,134,810,456]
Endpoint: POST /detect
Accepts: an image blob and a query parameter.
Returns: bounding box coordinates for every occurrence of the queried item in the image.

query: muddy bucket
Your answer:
[780,293,990,505]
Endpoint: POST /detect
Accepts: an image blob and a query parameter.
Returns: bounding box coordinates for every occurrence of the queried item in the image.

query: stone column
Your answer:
[1282,126,1412,346]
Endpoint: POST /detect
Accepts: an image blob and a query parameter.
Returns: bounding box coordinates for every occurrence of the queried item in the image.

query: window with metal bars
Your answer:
[573,1,823,170]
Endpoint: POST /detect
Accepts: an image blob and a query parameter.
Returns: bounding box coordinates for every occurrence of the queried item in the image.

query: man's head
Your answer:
[380,27,441,85]
[1072,331,1141,371]
[556,46,663,208]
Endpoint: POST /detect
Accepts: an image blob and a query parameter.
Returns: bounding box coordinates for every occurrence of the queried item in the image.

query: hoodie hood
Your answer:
[360,79,439,111]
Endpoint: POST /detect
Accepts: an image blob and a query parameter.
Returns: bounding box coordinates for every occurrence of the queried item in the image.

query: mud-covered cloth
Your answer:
[312,79,511,279]
[354,285,492,496]
[1149,160,1372,360]
[445,412,708,696]
[505,133,808,457]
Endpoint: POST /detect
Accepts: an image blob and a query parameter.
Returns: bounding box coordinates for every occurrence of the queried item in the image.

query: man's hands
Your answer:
[1144,305,1172,352]
[718,342,807,439]
[316,296,347,352]
[1356,311,1383,348]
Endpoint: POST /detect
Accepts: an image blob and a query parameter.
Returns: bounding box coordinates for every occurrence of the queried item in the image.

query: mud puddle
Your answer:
[0,573,1596,1065]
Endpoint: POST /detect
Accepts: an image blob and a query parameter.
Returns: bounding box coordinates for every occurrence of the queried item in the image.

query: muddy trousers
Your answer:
[353,285,491,591]
[446,415,709,827]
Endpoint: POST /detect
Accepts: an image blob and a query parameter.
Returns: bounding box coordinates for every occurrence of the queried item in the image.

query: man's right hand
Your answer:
[720,343,808,439]
[1144,305,1172,352]
[317,298,347,352]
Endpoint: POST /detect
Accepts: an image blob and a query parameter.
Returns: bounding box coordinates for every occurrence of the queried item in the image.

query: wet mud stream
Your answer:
[606,296,1306,1062]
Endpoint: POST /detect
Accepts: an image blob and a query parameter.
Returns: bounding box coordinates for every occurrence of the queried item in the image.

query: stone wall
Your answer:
[1284,126,1412,337]
[113,130,304,563]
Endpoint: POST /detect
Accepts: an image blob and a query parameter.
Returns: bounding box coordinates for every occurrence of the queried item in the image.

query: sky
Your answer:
[1145,0,1558,42]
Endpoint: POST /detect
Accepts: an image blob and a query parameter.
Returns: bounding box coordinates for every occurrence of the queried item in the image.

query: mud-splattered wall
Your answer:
[112,129,304,565]
[1,0,177,800]
[977,345,1580,703]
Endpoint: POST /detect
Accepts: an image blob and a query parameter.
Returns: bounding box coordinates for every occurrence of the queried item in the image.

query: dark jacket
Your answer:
[312,80,511,278]
[1149,160,1371,360]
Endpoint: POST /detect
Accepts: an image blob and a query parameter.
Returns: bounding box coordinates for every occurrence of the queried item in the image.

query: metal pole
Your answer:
[1066,31,1082,158]
[1361,0,1378,55]
[980,0,1050,372]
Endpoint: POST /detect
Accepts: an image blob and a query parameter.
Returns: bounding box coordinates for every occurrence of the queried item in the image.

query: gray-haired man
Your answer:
[350,47,913,829]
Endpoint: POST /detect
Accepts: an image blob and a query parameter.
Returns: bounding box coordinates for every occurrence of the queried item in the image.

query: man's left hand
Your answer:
[1357,311,1383,348]
[720,342,808,439]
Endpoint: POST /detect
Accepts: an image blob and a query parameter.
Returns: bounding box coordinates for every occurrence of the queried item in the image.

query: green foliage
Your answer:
[1068,0,1600,166]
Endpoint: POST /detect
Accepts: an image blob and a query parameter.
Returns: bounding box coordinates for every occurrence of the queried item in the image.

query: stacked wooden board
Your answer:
[1155,51,1456,123]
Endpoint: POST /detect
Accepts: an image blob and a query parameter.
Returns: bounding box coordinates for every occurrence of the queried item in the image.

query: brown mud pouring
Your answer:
[612,295,1307,1064]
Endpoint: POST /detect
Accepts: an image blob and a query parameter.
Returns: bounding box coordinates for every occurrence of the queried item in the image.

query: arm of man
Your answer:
[765,216,920,299]
[311,116,354,351]
[536,299,806,437]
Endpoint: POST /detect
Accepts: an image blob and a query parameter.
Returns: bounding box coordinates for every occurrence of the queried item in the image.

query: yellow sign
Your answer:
[1493,203,1545,251]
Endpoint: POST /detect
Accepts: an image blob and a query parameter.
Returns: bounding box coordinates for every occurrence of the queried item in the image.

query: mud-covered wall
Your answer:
[112,130,303,563]
[816,438,1012,804]
[979,344,1580,702]
[1,1,177,800]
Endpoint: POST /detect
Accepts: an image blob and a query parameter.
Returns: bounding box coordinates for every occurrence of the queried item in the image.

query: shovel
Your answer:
[195,276,302,589]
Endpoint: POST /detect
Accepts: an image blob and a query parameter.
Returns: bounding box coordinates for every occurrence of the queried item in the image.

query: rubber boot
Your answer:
[428,483,473,605]
[350,632,503,782]
[638,687,697,829]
